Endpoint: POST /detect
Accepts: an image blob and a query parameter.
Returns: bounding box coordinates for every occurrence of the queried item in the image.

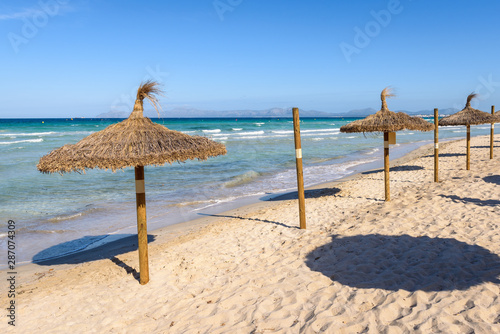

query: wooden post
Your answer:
[135,166,149,284]
[466,125,471,171]
[434,108,439,182]
[384,132,390,201]
[292,108,306,229]
[491,105,495,159]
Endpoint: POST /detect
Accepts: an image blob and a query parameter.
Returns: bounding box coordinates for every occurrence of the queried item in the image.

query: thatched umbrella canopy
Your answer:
[38,80,227,284]
[340,88,434,133]
[439,93,497,126]
[340,88,434,201]
[439,93,497,170]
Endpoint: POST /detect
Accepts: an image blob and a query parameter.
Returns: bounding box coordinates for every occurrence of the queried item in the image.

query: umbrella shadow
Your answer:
[439,194,500,207]
[266,187,341,201]
[33,234,156,282]
[197,213,299,229]
[361,165,424,175]
[305,234,500,292]
[483,175,500,185]
[423,153,466,158]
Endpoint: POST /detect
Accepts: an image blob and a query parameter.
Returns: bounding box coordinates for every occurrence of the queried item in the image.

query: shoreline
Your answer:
[2,116,488,268]
[4,135,446,270]
[3,135,462,278]
[3,133,499,332]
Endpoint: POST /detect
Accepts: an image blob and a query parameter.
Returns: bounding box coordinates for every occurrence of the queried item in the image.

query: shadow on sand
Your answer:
[266,187,341,201]
[424,153,466,158]
[471,145,497,149]
[439,194,500,207]
[305,234,500,292]
[483,175,500,185]
[33,234,156,281]
[361,165,424,175]
[197,213,299,229]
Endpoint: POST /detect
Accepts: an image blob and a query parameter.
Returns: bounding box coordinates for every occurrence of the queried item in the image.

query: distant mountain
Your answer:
[340,108,377,117]
[335,107,460,117]
[97,107,336,118]
[412,108,459,116]
[96,107,461,119]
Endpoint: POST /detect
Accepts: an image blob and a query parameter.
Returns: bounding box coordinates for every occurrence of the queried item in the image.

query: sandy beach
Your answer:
[2,134,500,333]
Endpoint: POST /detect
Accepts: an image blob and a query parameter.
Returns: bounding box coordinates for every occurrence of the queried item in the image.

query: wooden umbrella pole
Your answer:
[384,132,390,201]
[491,105,495,159]
[292,108,306,229]
[434,108,439,182]
[466,125,471,171]
[135,166,150,285]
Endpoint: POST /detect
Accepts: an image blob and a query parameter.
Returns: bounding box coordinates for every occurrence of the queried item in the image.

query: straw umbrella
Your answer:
[340,88,434,201]
[439,93,497,170]
[37,80,227,284]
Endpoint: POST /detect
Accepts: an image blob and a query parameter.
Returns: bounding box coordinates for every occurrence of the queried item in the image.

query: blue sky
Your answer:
[1,0,500,117]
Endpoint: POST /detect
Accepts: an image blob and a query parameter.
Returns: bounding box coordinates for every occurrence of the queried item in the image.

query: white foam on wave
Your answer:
[266,157,380,193]
[0,131,56,137]
[192,192,266,211]
[0,138,44,145]
[215,133,289,141]
[303,157,378,182]
[233,135,266,140]
[302,128,340,133]
[55,131,95,136]
[272,128,340,135]
[235,131,265,136]
[202,129,222,133]
[254,123,265,126]
[48,212,85,222]
[223,170,261,188]
[302,132,339,137]
[232,128,242,131]
[364,147,380,155]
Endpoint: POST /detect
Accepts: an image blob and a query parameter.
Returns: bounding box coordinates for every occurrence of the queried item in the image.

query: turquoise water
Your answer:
[0,117,492,266]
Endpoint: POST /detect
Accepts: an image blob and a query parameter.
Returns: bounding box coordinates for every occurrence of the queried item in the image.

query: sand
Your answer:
[2,134,500,333]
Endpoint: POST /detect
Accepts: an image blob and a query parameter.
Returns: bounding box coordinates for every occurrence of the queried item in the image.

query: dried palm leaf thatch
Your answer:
[37,117,227,173]
[37,80,227,174]
[340,87,434,133]
[130,80,164,119]
[439,93,498,126]
[380,86,396,110]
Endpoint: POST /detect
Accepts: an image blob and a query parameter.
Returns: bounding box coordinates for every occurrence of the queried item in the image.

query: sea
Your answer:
[0,116,493,267]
